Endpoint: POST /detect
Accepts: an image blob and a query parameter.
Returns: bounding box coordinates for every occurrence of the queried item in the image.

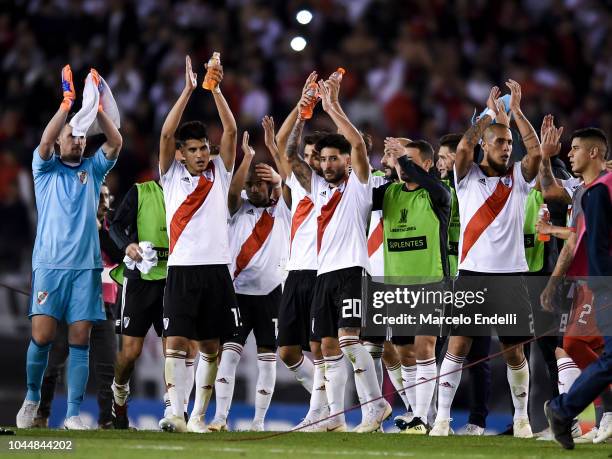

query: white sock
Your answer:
[191,352,218,418]
[254,353,277,423]
[436,353,464,421]
[286,355,314,394]
[364,342,384,389]
[507,359,529,420]
[165,349,187,418]
[111,379,129,406]
[401,364,417,412]
[308,359,328,417]
[324,354,347,422]
[339,336,383,410]
[386,362,411,412]
[212,343,243,422]
[415,358,437,420]
[557,357,580,394]
[184,357,195,413]
[163,391,171,418]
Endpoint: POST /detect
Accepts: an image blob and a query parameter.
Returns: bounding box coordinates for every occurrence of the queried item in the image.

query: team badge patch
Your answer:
[37,291,49,305]
[163,318,169,330]
[77,170,88,184]
[501,176,512,188]
[123,317,130,329]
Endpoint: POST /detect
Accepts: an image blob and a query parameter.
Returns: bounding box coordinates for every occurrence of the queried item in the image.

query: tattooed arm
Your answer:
[284,117,312,192]
[538,115,570,204]
[505,80,541,182]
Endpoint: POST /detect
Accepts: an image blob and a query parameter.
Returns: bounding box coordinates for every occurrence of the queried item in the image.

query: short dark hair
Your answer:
[570,127,609,158]
[176,121,208,146]
[360,131,373,155]
[406,140,434,162]
[439,133,463,153]
[304,130,330,147]
[315,133,351,155]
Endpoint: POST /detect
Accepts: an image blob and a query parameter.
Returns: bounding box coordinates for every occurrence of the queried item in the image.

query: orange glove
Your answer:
[90,68,104,112]
[60,65,75,112]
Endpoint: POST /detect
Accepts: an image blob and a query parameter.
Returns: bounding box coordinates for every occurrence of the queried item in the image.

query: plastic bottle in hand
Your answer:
[330,67,346,82]
[202,52,221,90]
[537,204,551,242]
[299,82,319,120]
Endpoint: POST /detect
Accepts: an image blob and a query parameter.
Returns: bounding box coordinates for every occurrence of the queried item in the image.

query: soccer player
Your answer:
[157,56,238,433]
[207,125,291,432]
[432,81,541,438]
[108,178,168,429]
[375,137,451,434]
[286,76,392,433]
[16,65,122,430]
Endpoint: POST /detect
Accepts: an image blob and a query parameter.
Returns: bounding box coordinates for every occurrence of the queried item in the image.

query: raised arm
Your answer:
[159,56,197,175]
[538,115,570,204]
[261,116,291,206]
[276,71,318,163]
[285,116,312,192]
[318,78,368,183]
[506,79,541,182]
[255,163,283,202]
[540,232,576,311]
[207,64,237,172]
[39,65,76,159]
[228,131,254,216]
[455,86,500,180]
[98,109,123,160]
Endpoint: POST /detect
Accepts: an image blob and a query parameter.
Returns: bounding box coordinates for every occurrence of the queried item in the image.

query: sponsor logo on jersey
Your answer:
[163,317,169,330]
[37,291,49,305]
[77,170,88,184]
[387,236,427,252]
[181,177,190,183]
[478,178,486,185]
[524,234,535,248]
[398,208,408,224]
[319,190,327,197]
[123,316,130,329]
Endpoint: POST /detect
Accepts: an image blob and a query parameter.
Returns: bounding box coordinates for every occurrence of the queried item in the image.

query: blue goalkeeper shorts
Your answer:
[29,268,105,324]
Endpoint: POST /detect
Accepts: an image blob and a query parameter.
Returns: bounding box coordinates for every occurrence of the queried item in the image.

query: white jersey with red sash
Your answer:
[229,197,291,295]
[160,155,233,266]
[455,161,533,273]
[367,176,387,277]
[285,172,317,271]
[311,171,374,275]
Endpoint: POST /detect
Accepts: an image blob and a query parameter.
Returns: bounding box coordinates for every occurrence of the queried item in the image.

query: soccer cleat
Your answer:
[159,415,188,433]
[16,400,40,429]
[207,418,228,432]
[593,412,611,444]
[353,401,392,433]
[458,423,484,436]
[544,400,574,449]
[429,418,452,437]
[250,420,265,432]
[513,417,533,438]
[574,427,598,444]
[186,415,208,433]
[394,412,414,431]
[326,415,348,432]
[111,400,129,430]
[64,416,90,430]
[401,416,429,435]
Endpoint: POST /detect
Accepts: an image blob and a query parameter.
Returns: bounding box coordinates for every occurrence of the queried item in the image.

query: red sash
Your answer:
[234,209,275,278]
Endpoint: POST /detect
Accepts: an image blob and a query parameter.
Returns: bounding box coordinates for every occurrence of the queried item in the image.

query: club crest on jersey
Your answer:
[163,318,169,330]
[246,209,255,215]
[37,291,49,305]
[203,169,214,182]
[77,170,88,184]
[123,317,130,329]
[501,176,513,188]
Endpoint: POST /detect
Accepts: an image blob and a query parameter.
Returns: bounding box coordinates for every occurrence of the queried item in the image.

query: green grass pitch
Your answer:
[2,429,609,459]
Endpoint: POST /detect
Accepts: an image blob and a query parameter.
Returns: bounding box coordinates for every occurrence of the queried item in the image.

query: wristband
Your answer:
[483,108,496,121]
[213,86,221,94]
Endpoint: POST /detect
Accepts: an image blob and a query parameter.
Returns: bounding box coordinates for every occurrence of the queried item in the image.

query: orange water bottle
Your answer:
[202,52,221,90]
[330,67,346,81]
[299,82,319,120]
[537,204,551,242]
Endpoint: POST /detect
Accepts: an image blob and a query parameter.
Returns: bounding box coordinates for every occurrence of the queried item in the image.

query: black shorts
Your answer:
[311,267,367,339]
[224,285,282,350]
[163,265,240,342]
[278,270,320,349]
[449,270,533,345]
[117,277,165,337]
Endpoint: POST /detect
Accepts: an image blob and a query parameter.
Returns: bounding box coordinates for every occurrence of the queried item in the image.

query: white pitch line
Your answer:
[123,445,186,451]
[208,447,415,457]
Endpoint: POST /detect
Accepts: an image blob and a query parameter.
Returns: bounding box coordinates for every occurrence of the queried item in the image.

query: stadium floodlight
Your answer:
[290,36,307,52]
[296,10,313,25]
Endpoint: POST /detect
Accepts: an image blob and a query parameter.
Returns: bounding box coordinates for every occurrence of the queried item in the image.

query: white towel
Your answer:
[69,71,120,137]
[123,241,158,275]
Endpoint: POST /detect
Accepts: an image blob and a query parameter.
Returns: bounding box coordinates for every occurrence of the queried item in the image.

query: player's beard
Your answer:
[489,158,509,175]
[385,167,398,181]
[324,168,346,185]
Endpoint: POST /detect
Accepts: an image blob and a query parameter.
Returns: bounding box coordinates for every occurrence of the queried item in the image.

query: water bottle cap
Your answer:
[336,67,346,75]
